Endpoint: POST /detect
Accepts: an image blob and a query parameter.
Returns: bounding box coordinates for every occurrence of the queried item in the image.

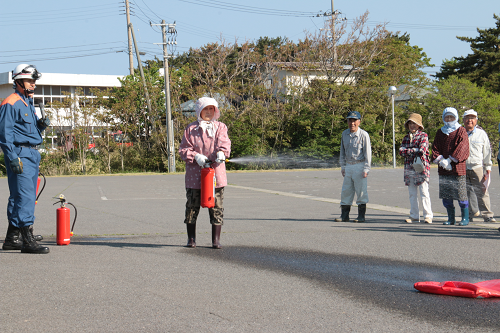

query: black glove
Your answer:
[37,117,50,128]
[10,158,23,174]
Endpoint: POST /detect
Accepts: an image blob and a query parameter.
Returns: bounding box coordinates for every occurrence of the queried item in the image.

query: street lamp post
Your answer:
[389,86,398,168]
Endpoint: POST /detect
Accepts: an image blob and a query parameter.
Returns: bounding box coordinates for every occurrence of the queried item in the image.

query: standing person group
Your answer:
[334,107,496,225]
[0,64,50,254]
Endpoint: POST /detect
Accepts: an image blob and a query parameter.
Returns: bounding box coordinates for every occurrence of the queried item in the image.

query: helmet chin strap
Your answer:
[15,80,33,98]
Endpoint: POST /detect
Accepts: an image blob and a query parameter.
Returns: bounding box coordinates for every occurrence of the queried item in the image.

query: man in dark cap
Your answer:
[335,111,372,223]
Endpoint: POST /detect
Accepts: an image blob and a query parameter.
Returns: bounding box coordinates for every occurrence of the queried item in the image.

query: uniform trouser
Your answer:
[340,163,368,206]
[408,181,433,220]
[184,187,224,225]
[5,147,41,228]
[466,167,493,218]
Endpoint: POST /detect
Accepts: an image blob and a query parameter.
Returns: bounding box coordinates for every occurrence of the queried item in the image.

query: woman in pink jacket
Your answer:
[179,97,231,249]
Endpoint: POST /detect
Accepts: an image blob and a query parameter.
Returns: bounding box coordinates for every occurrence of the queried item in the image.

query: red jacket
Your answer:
[431,127,469,176]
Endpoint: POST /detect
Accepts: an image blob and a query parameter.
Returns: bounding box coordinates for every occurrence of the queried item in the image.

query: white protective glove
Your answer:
[194,153,208,167]
[439,157,452,171]
[215,151,226,163]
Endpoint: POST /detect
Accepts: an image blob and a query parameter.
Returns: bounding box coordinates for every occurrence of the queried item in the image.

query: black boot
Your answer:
[335,205,351,222]
[212,224,222,249]
[354,204,366,222]
[19,225,43,242]
[2,224,22,250]
[186,224,196,248]
[19,226,49,254]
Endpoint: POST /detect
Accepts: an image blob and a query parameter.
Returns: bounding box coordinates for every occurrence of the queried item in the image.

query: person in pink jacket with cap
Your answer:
[179,97,231,249]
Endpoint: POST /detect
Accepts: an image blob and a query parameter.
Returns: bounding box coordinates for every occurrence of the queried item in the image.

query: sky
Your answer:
[0,0,497,79]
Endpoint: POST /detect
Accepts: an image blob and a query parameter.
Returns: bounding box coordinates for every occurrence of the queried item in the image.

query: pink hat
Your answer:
[195,97,220,120]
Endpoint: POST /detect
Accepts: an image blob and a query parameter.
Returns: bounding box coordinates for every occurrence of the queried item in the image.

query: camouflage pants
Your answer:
[184,187,224,225]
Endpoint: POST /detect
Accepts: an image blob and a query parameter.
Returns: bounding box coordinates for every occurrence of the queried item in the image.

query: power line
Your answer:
[177,0,319,17]
[0,13,119,26]
[0,46,124,59]
[0,2,119,19]
[1,42,125,54]
[366,20,487,32]
[0,51,121,65]
[136,0,162,21]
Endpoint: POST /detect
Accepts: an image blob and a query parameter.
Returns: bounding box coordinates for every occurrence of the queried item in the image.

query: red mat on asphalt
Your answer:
[414,279,500,298]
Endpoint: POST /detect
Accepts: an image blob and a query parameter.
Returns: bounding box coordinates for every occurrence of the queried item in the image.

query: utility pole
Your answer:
[152,20,177,173]
[128,23,153,132]
[125,0,134,75]
[331,0,337,64]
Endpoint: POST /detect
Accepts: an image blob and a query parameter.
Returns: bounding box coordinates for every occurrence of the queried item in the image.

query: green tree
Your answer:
[435,14,500,93]
[423,76,500,155]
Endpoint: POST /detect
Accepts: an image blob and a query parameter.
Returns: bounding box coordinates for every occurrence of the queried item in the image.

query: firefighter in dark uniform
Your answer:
[0,64,50,254]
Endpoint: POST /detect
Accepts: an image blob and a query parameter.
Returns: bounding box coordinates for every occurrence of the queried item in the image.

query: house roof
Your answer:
[0,72,123,87]
[268,62,357,71]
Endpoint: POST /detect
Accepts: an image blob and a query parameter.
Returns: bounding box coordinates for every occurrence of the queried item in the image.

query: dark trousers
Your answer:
[184,187,224,225]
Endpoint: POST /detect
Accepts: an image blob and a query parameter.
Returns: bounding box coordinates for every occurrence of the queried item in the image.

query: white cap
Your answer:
[463,109,478,118]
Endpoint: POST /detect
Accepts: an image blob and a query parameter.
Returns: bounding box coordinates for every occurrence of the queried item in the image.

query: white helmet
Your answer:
[12,64,42,81]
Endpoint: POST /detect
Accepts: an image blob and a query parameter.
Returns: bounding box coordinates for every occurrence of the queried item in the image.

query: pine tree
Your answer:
[435,14,500,93]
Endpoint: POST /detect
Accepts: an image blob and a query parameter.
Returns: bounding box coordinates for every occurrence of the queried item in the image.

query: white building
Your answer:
[0,71,124,149]
[0,71,123,118]
[264,62,359,97]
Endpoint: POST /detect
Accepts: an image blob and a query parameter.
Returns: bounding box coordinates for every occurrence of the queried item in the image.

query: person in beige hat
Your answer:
[398,113,433,223]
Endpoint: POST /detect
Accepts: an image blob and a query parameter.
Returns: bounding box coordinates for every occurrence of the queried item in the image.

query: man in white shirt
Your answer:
[335,111,371,223]
[463,109,496,222]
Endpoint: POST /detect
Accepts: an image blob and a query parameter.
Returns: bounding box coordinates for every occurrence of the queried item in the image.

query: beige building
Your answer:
[264,62,359,97]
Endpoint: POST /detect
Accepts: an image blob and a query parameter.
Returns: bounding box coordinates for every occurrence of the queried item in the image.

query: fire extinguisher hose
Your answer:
[67,202,78,232]
[36,172,46,202]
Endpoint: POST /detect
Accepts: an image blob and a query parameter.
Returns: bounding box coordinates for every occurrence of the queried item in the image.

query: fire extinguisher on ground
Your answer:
[53,194,78,245]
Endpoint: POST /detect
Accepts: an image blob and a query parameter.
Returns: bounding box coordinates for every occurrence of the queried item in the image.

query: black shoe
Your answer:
[2,224,22,250]
[19,226,49,254]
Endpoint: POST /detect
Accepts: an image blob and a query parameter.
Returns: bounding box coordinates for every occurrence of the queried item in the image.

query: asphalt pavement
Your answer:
[1,166,500,332]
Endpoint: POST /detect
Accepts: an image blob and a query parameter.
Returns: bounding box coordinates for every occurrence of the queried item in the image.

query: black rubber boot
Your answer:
[354,204,366,222]
[186,224,196,248]
[443,207,455,225]
[19,226,49,254]
[212,225,222,249]
[2,224,22,251]
[19,225,43,242]
[335,205,351,222]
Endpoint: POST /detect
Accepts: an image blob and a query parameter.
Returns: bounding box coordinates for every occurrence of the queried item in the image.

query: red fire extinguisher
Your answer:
[53,194,78,246]
[201,165,216,208]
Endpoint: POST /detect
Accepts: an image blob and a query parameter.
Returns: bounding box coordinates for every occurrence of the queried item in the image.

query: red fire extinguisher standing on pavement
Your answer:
[53,194,78,245]
[201,165,216,208]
